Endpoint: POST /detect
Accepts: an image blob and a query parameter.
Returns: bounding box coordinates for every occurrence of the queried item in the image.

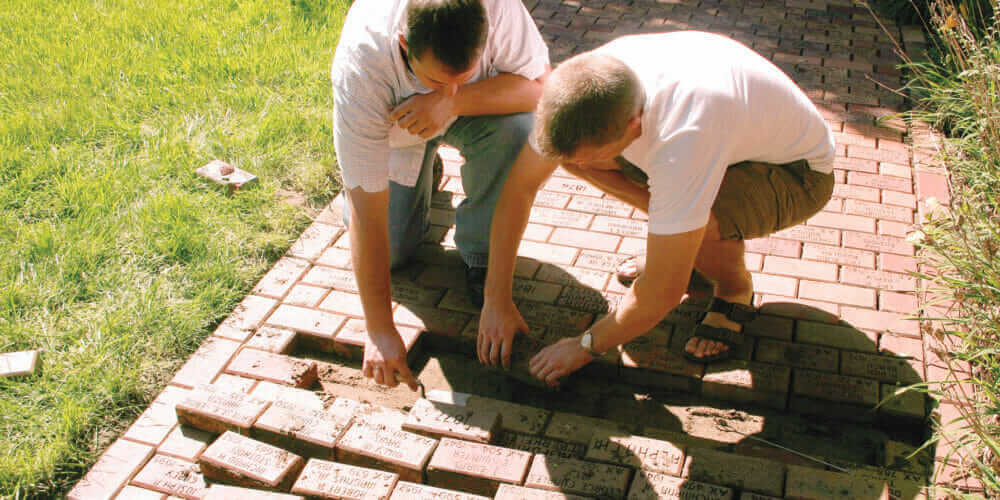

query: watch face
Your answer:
[582,332,592,349]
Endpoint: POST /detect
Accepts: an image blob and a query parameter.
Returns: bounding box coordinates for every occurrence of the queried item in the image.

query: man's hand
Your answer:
[390,92,456,139]
[528,336,594,388]
[477,298,529,369]
[363,329,419,391]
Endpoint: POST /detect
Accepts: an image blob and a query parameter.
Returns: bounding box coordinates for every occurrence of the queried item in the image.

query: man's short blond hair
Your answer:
[534,52,643,158]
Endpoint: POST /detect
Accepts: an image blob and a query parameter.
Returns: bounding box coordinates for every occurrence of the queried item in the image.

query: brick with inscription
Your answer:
[801,243,875,268]
[841,351,921,384]
[205,485,304,500]
[115,486,167,500]
[253,257,309,299]
[250,381,325,411]
[738,493,781,500]
[292,459,398,500]
[158,425,214,462]
[575,250,622,272]
[526,455,630,498]
[843,231,914,256]
[586,430,685,475]
[68,439,155,500]
[336,417,437,483]
[214,295,279,342]
[839,464,926,500]
[755,338,838,372]
[848,171,912,193]
[246,326,297,354]
[879,383,926,419]
[302,265,359,292]
[743,314,795,341]
[807,212,875,233]
[797,321,877,352]
[745,237,801,257]
[534,264,610,290]
[513,278,564,304]
[175,384,271,434]
[591,215,647,237]
[495,484,590,500]
[252,399,354,460]
[771,225,840,246]
[628,470,734,500]
[517,301,593,330]
[544,412,637,445]
[226,348,317,388]
[495,431,587,459]
[840,266,917,292]
[131,454,207,500]
[620,326,703,378]
[793,369,879,406]
[391,278,445,307]
[171,337,242,389]
[844,199,912,223]
[683,449,786,497]
[568,195,634,217]
[530,206,594,229]
[701,361,791,410]
[784,465,886,499]
[394,304,472,337]
[200,431,304,490]
[124,385,188,446]
[556,286,620,314]
[426,390,551,435]
[426,438,532,496]
[403,398,501,443]
[517,241,579,265]
[390,481,491,500]
[544,178,605,197]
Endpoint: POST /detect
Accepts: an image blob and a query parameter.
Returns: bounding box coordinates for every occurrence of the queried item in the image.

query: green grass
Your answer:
[0,0,349,496]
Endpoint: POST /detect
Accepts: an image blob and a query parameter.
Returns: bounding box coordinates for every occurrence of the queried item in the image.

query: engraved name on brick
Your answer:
[517,301,593,330]
[591,216,647,237]
[292,459,398,500]
[525,455,631,499]
[389,481,491,500]
[567,196,633,217]
[495,484,591,500]
[199,431,304,491]
[131,454,208,500]
[586,431,686,475]
[335,417,438,483]
[627,470,735,500]
[252,399,353,459]
[793,369,879,406]
[495,432,587,460]
[841,351,922,384]
[426,438,532,495]
[175,384,271,434]
[529,206,593,229]
[204,484,305,500]
[403,398,500,443]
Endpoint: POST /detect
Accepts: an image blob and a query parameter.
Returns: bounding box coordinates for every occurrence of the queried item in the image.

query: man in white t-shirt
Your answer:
[332,0,549,389]
[477,32,835,385]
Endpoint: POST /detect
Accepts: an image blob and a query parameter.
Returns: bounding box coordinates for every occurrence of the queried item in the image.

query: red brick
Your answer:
[226,348,317,388]
[878,220,910,238]
[878,333,924,359]
[848,171,912,193]
[529,206,593,229]
[512,278,563,304]
[682,448,787,498]
[915,170,950,203]
[115,486,167,500]
[590,215,648,237]
[250,381,325,411]
[755,338,839,372]
[745,237,801,257]
[629,471,735,499]
[200,431,304,491]
[214,295,279,342]
[744,252,763,272]
[332,319,421,360]
[797,320,878,352]
[252,399,354,460]
[785,465,887,499]
[772,225,841,246]
[799,280,875,308]
[833,132,876,148]
[619,237,645,255]
[175,384,271,434]
[266,304,346,338]
[426,438,532,496]
[879,162,912,180]
[283,284,328,308]
[292,459,399,500]
[567,196,634,217]
[158,425,214,462]
[807,211,876,233]
[171,337,242,389]
[882,189,917,209]
[822,198,844,213]
[517,241,579,265]
[317,247,352,269]
[844,199,913,223]
[425,390,551,435]
[544,177,605,197]
[252,258,310,299]
[549,227,621,252]
[534,190,572,209]
[204,485,306,500]
[523,223,554,242]
[289,222,341,261]
[844,231,914,256]
[301,265,358,292]
[543,412,634,446]
[840,266,918,292]
[750,272,799,297]
[574,250,624,272]
[390,481,491,500]
[840,306,921,336]
[841,350,922,384]
[317,289,364,317]
[879,253,917,274]
[495,484,589,499]
[701,360,792,410]
[793,369,879,406]
[131,455,208,500]
[121,385,187,446]
[878,290,918,314]
[336,414,437,483]
[525,455,631,498]
[763,255,838,281]
[833,183,880,202]
[212,374,258,393]
[403,398,501,443]
[246,326,297,354]
[68,439,155,500]
[585,430,686,475]
[834,156,879,173]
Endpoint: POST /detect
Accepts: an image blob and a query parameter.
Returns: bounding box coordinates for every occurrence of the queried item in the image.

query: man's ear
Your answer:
[626,114,642,137]
[398,34,409,54]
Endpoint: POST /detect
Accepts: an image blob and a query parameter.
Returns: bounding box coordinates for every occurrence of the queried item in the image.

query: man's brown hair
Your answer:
[534,52,642,157]
[406,0,488,72]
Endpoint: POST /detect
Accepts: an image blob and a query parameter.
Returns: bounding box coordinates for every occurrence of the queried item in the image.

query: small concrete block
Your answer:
[0,350,39,378]
[334,414,437,483]
[426,438,532,496]
[878,384,927,419]
[175,384,271,435]
[701,361,791,410]
[683,448,787,497]
[525,455,631,499]
[115,486,167,499]
[425,390,551,435]
[130,454,208,500]
[494,484,591,500]
[196,160,257,189]
[225,348,317,388]
[157,425,214,462]
[544,412,636,445]
[403,398,501,443]
[495,431,587,460]
[389,481,491,500]
[199,431,304,491]
[249,381,325,411]
[292,459,398,500]
[204,484,304,500]
[627,470,735,500]
[784,465,887,499]
[252,399,354,460]
[246,326,298,354]
[68,439,155,500]
[585,430,686,476]
[792,369,879,406]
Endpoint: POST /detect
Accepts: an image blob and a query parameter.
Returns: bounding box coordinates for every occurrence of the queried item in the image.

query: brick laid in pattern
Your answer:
[389,481,491,500]
[754,338,839,372]
[495,431,587,460]
[585,430,686,476]
[175,384,271,434]
[525,455,631,499]
[204,484,304,500]
[425,390,552,435]
[115,486,167,500]
[784,465,887,499]
[796,321,877,352]
[68,439,155,500]
[245,326,297,354]
[495,484,591,499]
[199,431,304,491]
[544,412,637,445]
[171,337,242,389]
[426,438,532,496]
[130,454,208,500]
[292,459,399,500]
[213,295,278,342]
[333,319,421,361]
[627,470,735,500]
[403,398,501,443]
[252,399,354,460]
[701,361,791,410]
[619,326,704,379]
[157,425,214,462]
[683,448,787,498]
[250,381,326,411]
[793,369,879,406]
[123,385,188,446]
[879,383,927,419]
[841,351,922,384]
[226,348,317,388]
[336,414,438,483]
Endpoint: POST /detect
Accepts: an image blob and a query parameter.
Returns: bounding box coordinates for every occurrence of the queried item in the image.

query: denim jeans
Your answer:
[343,112,534,270]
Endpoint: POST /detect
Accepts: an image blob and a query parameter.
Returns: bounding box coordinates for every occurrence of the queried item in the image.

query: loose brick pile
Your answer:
[71,0,981,497]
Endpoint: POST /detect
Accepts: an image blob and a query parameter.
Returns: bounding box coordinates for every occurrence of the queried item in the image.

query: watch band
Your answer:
[580,330,605,357]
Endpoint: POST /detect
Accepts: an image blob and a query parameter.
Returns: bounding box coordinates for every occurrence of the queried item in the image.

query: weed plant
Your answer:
[0,0,349,496]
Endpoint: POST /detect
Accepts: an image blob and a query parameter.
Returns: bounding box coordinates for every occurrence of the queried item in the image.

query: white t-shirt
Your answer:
[536,32,835,236]
[332,0,550,192]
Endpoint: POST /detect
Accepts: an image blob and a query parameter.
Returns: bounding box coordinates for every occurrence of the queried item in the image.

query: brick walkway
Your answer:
[71,1,979,499]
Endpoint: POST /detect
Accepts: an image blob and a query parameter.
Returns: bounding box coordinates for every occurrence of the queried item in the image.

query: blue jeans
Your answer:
[343,112,533,270]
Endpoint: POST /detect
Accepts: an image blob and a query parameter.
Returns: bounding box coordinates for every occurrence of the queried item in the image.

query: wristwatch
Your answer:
[579,330,605,358]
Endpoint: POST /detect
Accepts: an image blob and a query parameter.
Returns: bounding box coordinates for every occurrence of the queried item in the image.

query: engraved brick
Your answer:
[226,348,317,388]
[266,304,345,338]
[517,301,593,330]
[513,278,564,304]
[494,432,586,459]
[544,178,605,197]
[839,464,927,500]
[755,338,839,372]
[628,471,735,500]
[575,250,623,272]
[214,295,279,342]
[591,215,647,237]
[841,351,921,384]
[772,225,841,245]
[253,258,309,299]
[302,265,359,292]
[884,440,932,475]
[292,459,398,500]
[534,264,610,290]
[683,449,786,497]
[620,326,703,379]
[495,484,590,500]
[833,183,880,202]
[336,416,437,483]
[555,286,621,314]
[394,304,471,336]
[517,241,579,265]
[535,190,572,208]
[525,455,631,498]
[289,222,341,261]
[567,196,634,217]
[550,227,621,252]
[425,390,551,435]
[68,439,155,500]
[586,431,685,475]
[743,314,795,341]
[797,320,877,351]
[175,384,271,434]
[763,255,838,281]
[798,280,875,308]
[123,386,188,446]
[199,431,304,490]
[841,266,917,292]
[807,212,876,233]
[403,398,501,443]
[801,243,875,268]
[784,465,887,499]
[391,278,445,307]
[115,486,167,500]
[744,237,801,257]
[204,485,305,500]
[213,372,257,393]
[390,481,491,500]
[879,384,927,419]
[131,455,207,500]
[843,231,914,256]
[701,361,791,410]
[171,337,242,389]
[426,438,532,496]
[250,381,325,411]
[246,326,297,354]
[530,206,593,229]
[544,412,636,445]
[793,369,879,405]
[840,306,920,337]
[284,284,329,308]
[252,399,354,460]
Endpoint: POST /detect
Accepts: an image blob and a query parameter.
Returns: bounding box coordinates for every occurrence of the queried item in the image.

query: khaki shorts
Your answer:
[619,158,834,240]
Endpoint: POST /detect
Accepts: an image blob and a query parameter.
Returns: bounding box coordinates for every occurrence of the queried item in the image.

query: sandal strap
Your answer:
[690,324,744,347]
[707,297,757,323]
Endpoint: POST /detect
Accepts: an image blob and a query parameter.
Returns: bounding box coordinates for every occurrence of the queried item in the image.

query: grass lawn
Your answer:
[0,0,349,496]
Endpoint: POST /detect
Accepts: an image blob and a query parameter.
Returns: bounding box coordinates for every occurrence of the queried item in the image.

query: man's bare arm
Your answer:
[561,163,650,214]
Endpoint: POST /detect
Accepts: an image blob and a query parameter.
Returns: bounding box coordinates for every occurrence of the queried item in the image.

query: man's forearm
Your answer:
[563,165,650,214]
[452,73,543,117]
[345,191,398,339]
[484,186,535,303]
[587,274,684,354]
